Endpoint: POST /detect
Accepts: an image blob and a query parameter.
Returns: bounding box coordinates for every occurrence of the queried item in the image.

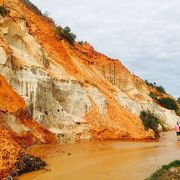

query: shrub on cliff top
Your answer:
[156,85,166,93]
[0,6,7,17]
[144,80,166,94]
[56,26,76,44]
[78,41,84,45]
[145,80,155,87]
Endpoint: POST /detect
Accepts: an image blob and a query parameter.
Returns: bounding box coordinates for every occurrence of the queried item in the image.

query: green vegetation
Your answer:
[0,6,7,17]
[176,109,180,117]
[22,1,78,44]
[149,92,157,100]
[145,80,180,117]
[178,97,180,103]
[156,86,166,93]
[78,41,84,45]
[147,160,180,180]
[145,80,156,87]
[144,80,166,94]
[157,97,180,117]
[140,111,160,138]
[22,0,42,15]
[56,26,76,44]
[157,98,178,112]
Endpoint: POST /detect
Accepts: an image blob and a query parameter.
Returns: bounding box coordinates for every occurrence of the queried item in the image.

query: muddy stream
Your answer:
[19,131,180,180]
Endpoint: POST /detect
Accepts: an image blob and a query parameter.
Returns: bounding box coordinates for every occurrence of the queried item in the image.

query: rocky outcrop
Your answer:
[0,0,179,145]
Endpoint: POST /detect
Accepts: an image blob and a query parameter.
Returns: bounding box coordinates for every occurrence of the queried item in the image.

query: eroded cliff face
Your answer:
[0,75,23,178]
[0,0,179,145]
[0,74,56,178]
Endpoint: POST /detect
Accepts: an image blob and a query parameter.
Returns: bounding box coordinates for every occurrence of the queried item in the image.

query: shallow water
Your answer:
[19,131,180,180]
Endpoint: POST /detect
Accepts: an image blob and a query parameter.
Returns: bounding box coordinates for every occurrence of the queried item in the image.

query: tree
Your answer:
[63,26,71,34]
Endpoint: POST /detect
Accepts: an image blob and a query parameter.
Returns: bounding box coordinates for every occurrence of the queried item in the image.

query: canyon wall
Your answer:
[0,0,179,145]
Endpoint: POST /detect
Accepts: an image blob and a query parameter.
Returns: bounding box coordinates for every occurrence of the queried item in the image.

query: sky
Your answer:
[31,0,180,97]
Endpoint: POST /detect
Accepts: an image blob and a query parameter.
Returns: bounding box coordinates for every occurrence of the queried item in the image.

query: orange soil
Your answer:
[0,75,25,113]
[0,127,23,179]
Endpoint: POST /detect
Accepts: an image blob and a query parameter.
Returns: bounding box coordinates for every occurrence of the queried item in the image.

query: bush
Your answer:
[140,111,160,138]
[144,80,166,94]
[147,160,180,180]
[0,6,7,17]
[156,86,166,93]
[56,26,76,44]
[157,98,178,111]
[56,26,63,36]
[22,0,42,15]
[78,41,84,45]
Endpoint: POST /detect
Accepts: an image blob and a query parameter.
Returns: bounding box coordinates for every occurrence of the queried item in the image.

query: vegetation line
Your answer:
[147,160,180,180]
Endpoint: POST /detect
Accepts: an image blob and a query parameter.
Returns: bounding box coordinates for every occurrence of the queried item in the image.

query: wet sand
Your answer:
[19,131,180,180]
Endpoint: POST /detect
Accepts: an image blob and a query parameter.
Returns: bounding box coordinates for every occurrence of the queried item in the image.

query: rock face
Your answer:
[0,0,179,144]
[0,74,55,179]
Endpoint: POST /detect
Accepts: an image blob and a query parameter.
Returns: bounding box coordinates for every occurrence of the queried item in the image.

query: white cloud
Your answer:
[31,0,180,97]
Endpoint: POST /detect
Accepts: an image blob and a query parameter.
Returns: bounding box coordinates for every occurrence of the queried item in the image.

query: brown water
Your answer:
[19,132,180,180]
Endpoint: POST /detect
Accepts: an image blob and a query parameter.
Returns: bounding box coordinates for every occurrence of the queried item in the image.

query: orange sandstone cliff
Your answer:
[0,0,179,145]
[1,1,180,176]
